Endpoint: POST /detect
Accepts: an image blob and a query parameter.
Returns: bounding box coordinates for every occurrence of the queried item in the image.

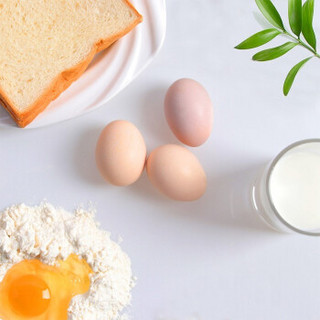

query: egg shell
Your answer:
[164,78,213,147]
[146,144,207,201]
[96,120,147,186]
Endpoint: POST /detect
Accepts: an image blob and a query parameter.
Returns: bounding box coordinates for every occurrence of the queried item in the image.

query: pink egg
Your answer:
[164,78,213,147]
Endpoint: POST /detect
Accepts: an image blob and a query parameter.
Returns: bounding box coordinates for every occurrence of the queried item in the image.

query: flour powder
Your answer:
[0,202,134,320]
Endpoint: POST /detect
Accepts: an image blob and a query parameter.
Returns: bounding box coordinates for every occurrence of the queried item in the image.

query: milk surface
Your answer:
[269,142,320,231]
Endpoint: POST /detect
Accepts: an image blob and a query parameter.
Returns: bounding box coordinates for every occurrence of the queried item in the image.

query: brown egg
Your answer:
[164,78,213,147]
[146,144,207,201]
[96,120,147,186]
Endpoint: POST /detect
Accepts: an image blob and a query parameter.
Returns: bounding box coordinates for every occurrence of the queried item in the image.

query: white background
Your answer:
[1,0,320,319]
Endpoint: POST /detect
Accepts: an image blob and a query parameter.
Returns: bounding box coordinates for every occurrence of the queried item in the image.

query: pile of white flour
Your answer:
[0,202,134,320]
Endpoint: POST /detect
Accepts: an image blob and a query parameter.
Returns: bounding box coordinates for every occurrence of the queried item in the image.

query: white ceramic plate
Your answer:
[0,0,166,128]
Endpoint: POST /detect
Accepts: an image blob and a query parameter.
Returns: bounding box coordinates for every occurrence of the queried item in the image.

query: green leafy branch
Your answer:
[235,0,319,95]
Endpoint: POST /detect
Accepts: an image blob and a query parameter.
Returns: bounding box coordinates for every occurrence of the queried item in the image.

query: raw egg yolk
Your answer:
[8,275,50,317]
[0,254,92,320]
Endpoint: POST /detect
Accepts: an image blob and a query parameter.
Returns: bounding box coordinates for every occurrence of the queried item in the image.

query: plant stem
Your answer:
[284,30,320,58]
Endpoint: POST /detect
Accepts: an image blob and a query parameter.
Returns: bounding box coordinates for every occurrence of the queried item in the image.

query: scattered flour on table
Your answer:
[0,202,135,320]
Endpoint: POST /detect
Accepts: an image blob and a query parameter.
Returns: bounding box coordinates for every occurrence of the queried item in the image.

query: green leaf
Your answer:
[289,0,302,36]
[283,57,312,95]
[255,0,285,30]
[302,0,316,50]
[253,42,298,61]
[235,29,281,49]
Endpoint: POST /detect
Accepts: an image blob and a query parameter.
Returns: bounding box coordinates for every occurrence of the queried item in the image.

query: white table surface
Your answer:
[1,0,320,319]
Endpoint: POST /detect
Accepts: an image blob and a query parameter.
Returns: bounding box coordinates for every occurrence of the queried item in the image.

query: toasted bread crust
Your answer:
[0,0,142,127]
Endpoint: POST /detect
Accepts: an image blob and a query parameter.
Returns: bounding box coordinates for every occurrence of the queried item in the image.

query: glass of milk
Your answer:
[252,139,320,235]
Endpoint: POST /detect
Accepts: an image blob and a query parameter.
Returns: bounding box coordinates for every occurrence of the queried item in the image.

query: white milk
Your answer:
[252,140,320,234]
[269,142,320,231]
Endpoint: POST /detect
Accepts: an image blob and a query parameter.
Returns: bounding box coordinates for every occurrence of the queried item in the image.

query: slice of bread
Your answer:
[0,0,142,127]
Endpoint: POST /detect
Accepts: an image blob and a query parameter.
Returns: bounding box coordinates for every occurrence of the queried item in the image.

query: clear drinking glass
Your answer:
[251,139,320,236]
